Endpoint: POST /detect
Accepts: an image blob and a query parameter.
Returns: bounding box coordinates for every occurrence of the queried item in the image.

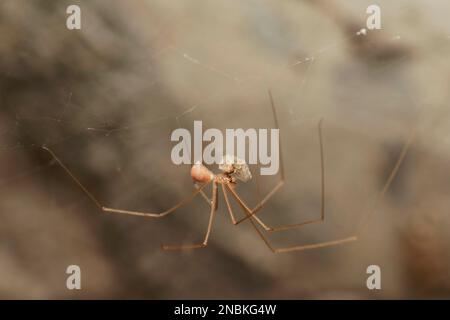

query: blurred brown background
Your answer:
[0,0,449,299]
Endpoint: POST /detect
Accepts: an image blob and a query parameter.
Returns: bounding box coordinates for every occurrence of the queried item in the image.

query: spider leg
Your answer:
[229,125,414,233]
[233,90,285,225]
[162,182,218,250]
[221,183,238,224]
[227,181,325,232]
[225,183,356,253]
[357,127,416,231]
[227,183,323,232]
[249,215,356,253]
[233,117,325,230]
[224,126,415,252]
[42,146,210,218]
[194,181,213,205]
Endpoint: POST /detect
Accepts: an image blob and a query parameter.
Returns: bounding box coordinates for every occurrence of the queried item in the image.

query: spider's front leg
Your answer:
[228,118,325,231]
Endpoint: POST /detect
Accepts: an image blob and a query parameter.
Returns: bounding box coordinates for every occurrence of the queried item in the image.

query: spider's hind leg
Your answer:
[225,183,357,253]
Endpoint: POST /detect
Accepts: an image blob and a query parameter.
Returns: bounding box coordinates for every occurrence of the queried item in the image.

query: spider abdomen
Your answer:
[191,162,214,183]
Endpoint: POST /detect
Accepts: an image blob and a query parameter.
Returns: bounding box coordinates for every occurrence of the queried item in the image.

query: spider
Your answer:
[42,91,361,253]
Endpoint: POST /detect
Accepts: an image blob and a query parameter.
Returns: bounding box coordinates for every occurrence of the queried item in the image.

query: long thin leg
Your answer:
[221,166,267,224]
[42,146,209,218]
[225,183,357,253]
[249,215,356,253]
[232,119,326,231]
[357,128,416,231]
[230,124,413,234]
[194,181,212,205]
[162,182,219,250]
[225,126,415,251]
[233,90,285,224]
[222,183,238,224]
[228,181,325,233]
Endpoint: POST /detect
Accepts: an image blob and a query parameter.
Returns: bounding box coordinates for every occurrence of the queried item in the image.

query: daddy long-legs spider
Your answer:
[42,90,412,253]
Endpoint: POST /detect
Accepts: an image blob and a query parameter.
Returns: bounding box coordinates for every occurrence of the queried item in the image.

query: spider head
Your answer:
[218,154,252,183]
